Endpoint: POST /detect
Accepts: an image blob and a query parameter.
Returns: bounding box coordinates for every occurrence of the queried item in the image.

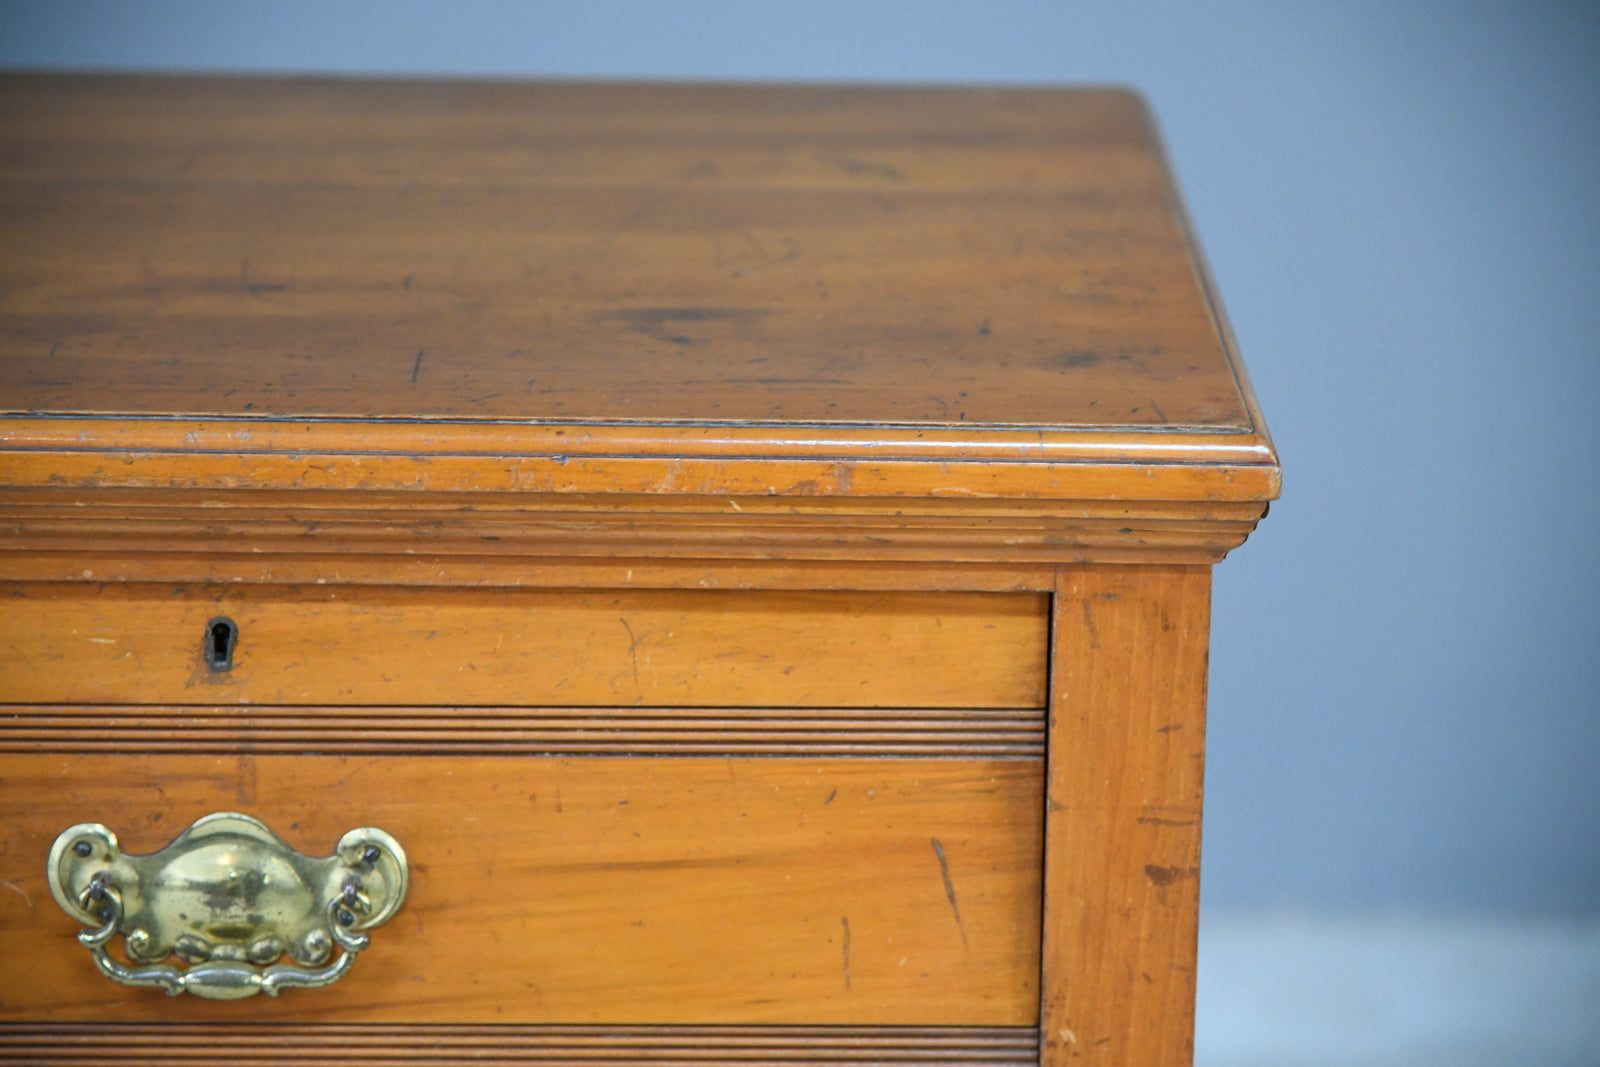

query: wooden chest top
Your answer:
[0,74,1276,506]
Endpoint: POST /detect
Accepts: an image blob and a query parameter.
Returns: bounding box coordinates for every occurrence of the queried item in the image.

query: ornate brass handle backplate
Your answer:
[47,812,407,1000]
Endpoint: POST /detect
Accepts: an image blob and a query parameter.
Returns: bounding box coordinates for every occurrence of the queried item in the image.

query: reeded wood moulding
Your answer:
[0,1023,1040,1065]
[0,706,1047,758]
[0,488,1268,570]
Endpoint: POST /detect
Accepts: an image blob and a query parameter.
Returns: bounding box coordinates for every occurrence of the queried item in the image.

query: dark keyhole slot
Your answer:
[205,617,238,672]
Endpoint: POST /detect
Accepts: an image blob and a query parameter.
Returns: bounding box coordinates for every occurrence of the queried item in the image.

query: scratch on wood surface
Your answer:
[0,880,32,910]
[608,189,673,241]
[619,617,644,702]
[411,350,426,383]
[930,837,968,949]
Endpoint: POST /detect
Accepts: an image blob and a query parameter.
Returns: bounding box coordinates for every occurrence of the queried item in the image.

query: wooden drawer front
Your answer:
[0,583,1046,708]
[0,753,1043,1026]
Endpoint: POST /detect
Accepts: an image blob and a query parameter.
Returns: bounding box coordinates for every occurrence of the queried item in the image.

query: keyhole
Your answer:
[205,617,238,672]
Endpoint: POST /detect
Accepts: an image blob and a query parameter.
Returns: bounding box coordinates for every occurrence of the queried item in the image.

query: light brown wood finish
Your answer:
[1040,565,1211,1065]
[0,489,1270,570]
[0,419,1278,506]
[0,583,1046,708]
[0,77,1252,428]
[0,74,1277,508]
[0,754,1042,1026]
[0,551,1063,594]
[0,75,1278,1064]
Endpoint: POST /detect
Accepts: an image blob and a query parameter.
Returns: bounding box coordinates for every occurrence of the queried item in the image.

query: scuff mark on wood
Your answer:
[1047,350,1101,369]
[592,307,770,340]
[841,915,852,988]
[818,154,906,181]
[232,257,286,295]
[1080,599,1100,648]
[1144,864,1199,886]
[236,754,257,807]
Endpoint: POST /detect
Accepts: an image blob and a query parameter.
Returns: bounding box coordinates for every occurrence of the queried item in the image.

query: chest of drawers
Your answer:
[0,74,1277,1066]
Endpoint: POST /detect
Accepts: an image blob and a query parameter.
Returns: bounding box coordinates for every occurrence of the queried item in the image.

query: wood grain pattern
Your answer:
[0,1023,1040,1065]
[0,75,1250,430]
[0,75,1281,1060]
[0,754,1042,1026]
[1040,565,1211,1066]
[0,583,1046,708]
[0,74,1279,506]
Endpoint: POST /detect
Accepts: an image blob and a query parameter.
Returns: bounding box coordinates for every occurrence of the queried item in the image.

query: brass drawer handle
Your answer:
[46,812,407,1000]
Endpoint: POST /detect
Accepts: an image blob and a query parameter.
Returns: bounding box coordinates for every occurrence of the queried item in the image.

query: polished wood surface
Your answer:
[1040,565,1211,1066]
[0,74,1279,1065]
[1,75,1249,430]
[0,416,1278,505]
[0,583,1046,708]
[0,74,1277,506]
[0,754,1043,1025]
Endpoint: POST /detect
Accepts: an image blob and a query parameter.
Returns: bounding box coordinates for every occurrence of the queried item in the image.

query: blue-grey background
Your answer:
[3,1,1597,917]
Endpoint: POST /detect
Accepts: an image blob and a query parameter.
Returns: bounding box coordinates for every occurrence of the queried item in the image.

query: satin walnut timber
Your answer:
[0,74,1278,1065]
